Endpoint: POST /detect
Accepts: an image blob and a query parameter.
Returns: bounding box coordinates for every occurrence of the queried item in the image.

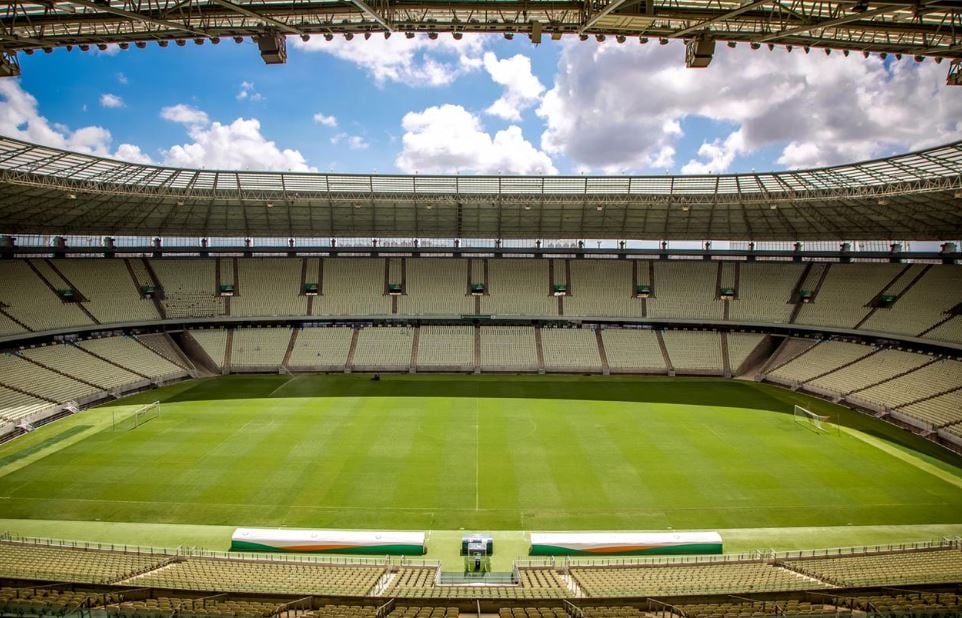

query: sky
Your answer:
[2,34,962,176]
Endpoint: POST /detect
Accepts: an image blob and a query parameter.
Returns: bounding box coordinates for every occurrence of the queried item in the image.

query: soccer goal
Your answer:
[793,405,837,434]
[113,401,160,431]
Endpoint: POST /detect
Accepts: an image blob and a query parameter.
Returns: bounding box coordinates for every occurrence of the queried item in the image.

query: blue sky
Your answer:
[4,34,961,175]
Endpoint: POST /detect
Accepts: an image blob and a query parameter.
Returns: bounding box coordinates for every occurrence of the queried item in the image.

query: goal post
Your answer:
[793,405,837,434]
[113,401,160,431]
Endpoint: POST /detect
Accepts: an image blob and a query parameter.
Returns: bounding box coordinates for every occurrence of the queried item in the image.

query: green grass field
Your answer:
[0,374,961,566]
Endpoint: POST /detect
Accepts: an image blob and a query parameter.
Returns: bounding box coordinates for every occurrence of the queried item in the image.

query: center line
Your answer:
[475,399,480,512]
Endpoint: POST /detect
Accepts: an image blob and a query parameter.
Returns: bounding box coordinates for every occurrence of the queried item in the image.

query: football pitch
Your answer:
[1,374,961,554]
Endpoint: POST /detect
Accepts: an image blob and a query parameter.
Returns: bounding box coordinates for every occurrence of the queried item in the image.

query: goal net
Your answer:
[793,405,836,434]
[113,401,160,431]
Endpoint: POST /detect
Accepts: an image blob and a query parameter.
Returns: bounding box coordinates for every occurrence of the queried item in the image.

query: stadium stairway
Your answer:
[177,332,223,377]
[595,330,610,376]
[655,331,674,376]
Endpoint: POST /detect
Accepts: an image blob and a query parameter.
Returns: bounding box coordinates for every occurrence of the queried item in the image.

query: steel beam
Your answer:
[205,0,305,34]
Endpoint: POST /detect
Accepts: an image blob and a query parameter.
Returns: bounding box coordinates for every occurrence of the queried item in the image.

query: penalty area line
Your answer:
[839,426,962,491]
[266,375,298,398]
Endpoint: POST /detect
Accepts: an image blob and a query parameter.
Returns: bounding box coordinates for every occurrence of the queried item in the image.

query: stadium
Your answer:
[1,2,962,613]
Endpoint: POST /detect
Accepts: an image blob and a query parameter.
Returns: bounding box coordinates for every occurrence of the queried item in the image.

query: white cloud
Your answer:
[0,79,146,163]
[681,130,746,174]
[99,93,125,109]
[330,133,369,150]
[116,72,129,85]
[160,103,209,126]
[161,106,315,172]
[538,41,962,173]
[236,81,264,102]
[1,81,313,173]
[396,104,556,175]
[313,112,338,128]
[113,143,153,164]
[482,52,545,121]
[293,33,487,87]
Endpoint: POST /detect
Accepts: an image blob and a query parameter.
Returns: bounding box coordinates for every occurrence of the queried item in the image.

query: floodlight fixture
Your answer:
[256,29,287,63]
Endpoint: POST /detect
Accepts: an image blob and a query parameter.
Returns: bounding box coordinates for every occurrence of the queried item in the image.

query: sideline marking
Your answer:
[840,426,962,491]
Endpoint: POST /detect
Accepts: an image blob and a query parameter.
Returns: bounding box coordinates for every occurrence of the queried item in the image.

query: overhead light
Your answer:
[211,37,221,44]
[257,30,287,64]
[851,0,869,12]
[770,204,778,210]
[595,34,605,42]
[878,198,889,205]
[727,41,736,48]
[681,204,690,212]
[119,42,129,49]
[67,193,77,200]
[686,36,715,67]
[750,42,760,50]
[233,36,244,44]
[97,43,108,50]
[914,55,924,62]
[579,34,589,41]
[364,32,372,40]
[523,205,531,210]
[175,39,186,47]
[428,32,438,40]
[176,200,185,206]
[954,191,961,198]
[843,49,849,56]
[405,32,415,39]
[266,201,273,208]
[300,34,310,42]
[344,32,354,40]
[659,37,668,45]
[596,205,604,211]
[616,35,626,44]
[824,48,831,55]
[324,33,334,41]
[384,32,391,39]
[157,41,167,48]
[639,37,648,44]
[453,31,463,40]
[24,49,34,56]
[504,32,514,40]
[193,38,204,45]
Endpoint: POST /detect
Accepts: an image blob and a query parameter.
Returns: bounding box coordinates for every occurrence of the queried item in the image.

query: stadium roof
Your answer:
[0,135,960,240]
[2,0,962,71]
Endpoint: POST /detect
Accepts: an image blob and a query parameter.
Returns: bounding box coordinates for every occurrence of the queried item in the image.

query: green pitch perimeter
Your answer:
[1,374,961,538]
